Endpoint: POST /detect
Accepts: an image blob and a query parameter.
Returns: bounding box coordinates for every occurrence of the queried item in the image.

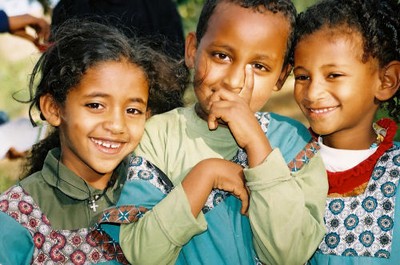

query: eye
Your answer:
[127,108,143,115]
[85,103,103,109]
[294,74,310,81]
[327,73,342,79]
[251,63,269,72]
[212,52,231,62]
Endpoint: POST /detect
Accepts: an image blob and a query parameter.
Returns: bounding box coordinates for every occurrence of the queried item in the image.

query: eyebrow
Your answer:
[212,43,276,62]
[84,92,147,104]
[294,63,349,71]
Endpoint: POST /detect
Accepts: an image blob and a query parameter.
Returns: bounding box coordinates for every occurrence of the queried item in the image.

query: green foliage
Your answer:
[0,54,37,119]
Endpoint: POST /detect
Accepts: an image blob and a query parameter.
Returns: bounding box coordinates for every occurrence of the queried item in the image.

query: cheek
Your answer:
[293,86,303,104]
[250,90,271,112]
[129,119,146,144]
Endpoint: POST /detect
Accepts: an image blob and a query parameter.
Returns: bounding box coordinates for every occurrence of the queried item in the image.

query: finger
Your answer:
[237,188,249,215]
[207,111,219,130]
[13,30,36,43]
[239,64,254,105]
[35,20,50,42]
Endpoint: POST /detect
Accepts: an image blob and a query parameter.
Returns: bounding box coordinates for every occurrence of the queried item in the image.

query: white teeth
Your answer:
[92,139,121,149]
[310,107,336,114]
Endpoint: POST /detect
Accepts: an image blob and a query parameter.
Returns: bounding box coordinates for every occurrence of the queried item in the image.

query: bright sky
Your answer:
[0,0,59,15]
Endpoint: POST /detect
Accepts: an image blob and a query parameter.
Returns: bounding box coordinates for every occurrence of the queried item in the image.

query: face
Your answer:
[55,60,148,186]
[293,28,382,149]
[186,2,290,118]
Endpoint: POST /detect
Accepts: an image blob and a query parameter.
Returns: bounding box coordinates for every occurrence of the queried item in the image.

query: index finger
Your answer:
[239,64,254,105]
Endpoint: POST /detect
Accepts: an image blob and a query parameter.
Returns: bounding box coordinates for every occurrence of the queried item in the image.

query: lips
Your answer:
[308,106,337,114]
[90,138,124,153]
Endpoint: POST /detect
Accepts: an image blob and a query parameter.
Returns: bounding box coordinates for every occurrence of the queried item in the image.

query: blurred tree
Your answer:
[34,0,52,14]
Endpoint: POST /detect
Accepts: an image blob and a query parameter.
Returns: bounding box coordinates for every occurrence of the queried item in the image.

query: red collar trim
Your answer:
[317,119,397,195]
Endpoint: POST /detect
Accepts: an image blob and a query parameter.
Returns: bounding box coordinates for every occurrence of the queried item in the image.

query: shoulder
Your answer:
[19,171,46,192]
[267,112,310,138]
[260,112,312,162]
[145,107,185,128]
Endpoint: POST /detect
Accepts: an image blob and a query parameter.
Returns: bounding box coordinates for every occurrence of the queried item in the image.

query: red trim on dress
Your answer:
[325,119,397,195]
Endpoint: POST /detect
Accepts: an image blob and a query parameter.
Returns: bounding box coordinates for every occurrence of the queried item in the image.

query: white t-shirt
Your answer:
[318,136,378,172]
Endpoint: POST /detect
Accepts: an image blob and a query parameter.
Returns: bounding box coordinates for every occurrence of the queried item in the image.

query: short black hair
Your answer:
[196,0,297,66]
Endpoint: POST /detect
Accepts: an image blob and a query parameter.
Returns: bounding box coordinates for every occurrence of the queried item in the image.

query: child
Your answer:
[98,0,328,264]
[292,0,400,264]
[0,19,187,264]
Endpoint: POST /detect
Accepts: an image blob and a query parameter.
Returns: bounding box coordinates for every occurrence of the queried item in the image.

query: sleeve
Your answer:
[0,211,34,265]
[118,161,207,264]
[244,148,328,265]
[0,10,9,33]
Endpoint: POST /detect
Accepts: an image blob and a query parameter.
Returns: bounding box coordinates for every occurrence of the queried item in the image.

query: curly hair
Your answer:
[22,19,189,177]
[195,0,297,66]
[293,0,400,122]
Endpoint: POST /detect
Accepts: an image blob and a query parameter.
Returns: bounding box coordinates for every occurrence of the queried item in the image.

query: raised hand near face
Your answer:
[207,65,272,167]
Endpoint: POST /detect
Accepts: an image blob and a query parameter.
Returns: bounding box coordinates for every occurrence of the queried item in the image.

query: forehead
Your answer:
[294,27,380,73]
[297,26,365,61]
[70,60,149,99]
[203,2,290,59]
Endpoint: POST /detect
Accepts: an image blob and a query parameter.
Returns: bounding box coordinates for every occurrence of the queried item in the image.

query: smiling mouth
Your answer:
[308,106,337,114]
[91,138,122,149]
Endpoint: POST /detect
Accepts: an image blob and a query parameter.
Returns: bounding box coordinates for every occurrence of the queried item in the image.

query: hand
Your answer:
[6,147,27,160]
[182,158,249,216]
[207,65,272,167]
[8,14,50,49]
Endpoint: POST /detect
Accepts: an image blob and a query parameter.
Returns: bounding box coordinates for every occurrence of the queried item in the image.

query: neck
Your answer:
[321,125,377,150]
[84,172,113,190]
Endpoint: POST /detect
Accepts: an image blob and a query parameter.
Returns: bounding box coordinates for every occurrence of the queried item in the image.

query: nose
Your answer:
[103,109,126,134]
[303,78,325,102]
[221,64,245,93]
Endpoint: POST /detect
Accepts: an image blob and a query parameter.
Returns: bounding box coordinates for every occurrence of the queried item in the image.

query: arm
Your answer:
[0,211,34,265]
[119,157,249,264]
[0,10,9,32]
[182,158,248,216]
[246,149,327,265]
[5,12,50,48]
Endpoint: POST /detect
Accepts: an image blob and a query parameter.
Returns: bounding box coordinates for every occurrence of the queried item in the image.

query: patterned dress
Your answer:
[0,149,130,265]
[308,119,400,264]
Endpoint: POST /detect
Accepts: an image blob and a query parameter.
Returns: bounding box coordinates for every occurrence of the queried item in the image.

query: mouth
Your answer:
[90,138,124,153]
[307,106,338,115]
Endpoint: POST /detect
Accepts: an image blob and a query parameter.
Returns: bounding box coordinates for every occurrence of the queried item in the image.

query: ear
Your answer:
[185,32,198,69]
[274,64,293,91]
[39,94,62,126]
[376,60,400,101]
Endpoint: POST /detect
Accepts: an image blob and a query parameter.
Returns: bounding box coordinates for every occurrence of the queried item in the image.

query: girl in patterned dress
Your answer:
[0,19,187,264]
[292,0,400,264]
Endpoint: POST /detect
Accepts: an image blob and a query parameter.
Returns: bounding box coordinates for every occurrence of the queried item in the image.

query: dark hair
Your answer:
[293,0,400,122]
[22,19,189,177]
[195,0,297,65]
